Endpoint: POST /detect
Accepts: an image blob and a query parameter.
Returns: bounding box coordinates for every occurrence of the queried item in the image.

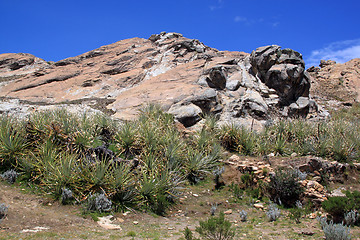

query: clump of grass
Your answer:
[289,200,304,224]
[0,115,28,170]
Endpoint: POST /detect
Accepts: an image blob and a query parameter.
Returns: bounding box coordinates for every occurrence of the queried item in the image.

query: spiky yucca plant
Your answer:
[0,116,28,169]
[114,122,139,158]
[184,149,220,184]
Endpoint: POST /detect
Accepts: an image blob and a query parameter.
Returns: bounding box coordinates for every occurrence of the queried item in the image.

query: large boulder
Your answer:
[168,103,203,127]
[250,45,310,105]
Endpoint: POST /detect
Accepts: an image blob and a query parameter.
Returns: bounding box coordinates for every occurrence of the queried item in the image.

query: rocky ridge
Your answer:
[0,32,334,128]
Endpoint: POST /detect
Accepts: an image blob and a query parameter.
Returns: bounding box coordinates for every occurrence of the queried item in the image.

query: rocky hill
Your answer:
[308,59,360,104]
[0,32,356,128]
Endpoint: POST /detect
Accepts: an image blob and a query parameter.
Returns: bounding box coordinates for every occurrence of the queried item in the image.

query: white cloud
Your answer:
[305,39,360,67]
[234,16,247,23]
[209,0,224,11]
[234,15,279,27]
[272,22,279,27]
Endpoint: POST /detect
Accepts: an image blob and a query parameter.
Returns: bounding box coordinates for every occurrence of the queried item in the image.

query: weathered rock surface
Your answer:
[0,33,322,127]
[308,58,360,103]
[250,45,310,105]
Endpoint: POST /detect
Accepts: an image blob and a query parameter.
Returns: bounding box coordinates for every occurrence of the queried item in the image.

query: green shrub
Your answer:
[229,183,244,201]
[195,212,236,240]
[241,172,254,188]
[322,197,349,223]
[322,191,360,223]
[289,201,304,224]
[184,227,195,240]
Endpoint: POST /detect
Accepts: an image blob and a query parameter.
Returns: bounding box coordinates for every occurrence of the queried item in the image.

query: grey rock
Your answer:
[197,75,210,87]
[185,89,221,114]
[329,188,346,197]
[243,90,268,118]
[149,32,183,42]
[168,103,203,127]
[226,80,241,91]
[170,39,206,53]
[207,66,227,89]
[288,97,317,117]
[229,90,268,119]
[250,45,281,79]
[250,45,310,105]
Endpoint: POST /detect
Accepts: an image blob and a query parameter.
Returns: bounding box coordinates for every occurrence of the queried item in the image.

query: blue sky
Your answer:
[1,0,359,67]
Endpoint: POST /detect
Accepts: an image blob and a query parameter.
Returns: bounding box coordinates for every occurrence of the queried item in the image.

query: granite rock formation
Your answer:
[0,32,320,128]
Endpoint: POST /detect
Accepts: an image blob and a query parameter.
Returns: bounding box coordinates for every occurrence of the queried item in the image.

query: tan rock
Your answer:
[307,180,324,192]
[97,216,122,230]
[224,209,233,215]
[253,203,264,209]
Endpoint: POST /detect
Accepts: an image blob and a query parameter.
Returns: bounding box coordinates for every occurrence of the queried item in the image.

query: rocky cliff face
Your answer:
[0,32,321,128]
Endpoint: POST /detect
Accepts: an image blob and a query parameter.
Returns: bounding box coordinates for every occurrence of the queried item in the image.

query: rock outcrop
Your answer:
[308,58,360,103]
[0,32,320,128]
[249,45,312,106]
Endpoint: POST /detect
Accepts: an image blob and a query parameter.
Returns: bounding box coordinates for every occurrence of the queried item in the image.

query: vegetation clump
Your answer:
[318,216,352,240]
[266,202,281,221]
[86,193,112,213]
[322,190,360,223]
[239,210,247,222]
[0,169,18,184]
[0,203,8,223]
[184,212,236,240]
[61,187,74,205]
[267,168,304,207]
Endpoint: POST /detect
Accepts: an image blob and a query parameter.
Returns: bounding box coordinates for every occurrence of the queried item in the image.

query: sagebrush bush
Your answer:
[344,210,359,226]
[267,168,304,207]
[239,210,247,222]
[86,193,112,213]
[210,204,217,216]
[318,217,352,240]
[266,203,281,221]
[0,203,8,223]
[0,169,18,184]
[61,188,74,205]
